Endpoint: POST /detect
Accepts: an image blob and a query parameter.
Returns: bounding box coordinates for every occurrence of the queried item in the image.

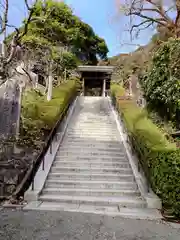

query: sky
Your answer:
[65,0,154,56]
[5,0,155,57]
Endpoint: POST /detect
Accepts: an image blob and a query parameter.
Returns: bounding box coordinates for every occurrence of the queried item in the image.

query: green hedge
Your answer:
[21,79,77,147]
[111,84,180,217]
[140,38,180,128]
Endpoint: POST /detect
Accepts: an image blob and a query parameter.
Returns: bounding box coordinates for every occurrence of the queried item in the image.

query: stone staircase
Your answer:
[36,97,149,214]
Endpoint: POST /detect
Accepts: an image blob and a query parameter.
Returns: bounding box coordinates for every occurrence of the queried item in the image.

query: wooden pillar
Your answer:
[102,79,106,97]
[16,85,23,139]
[82,77,85,96]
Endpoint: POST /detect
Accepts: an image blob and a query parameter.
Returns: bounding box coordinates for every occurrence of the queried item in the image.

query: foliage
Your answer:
[52,50,78,78]
[21,0,108,67]
[111,84,125,96]
[109,41,158,83]
[21,79,77,147]
[109,23,173,84]
[140,38,180,129]
[111,84,180,217]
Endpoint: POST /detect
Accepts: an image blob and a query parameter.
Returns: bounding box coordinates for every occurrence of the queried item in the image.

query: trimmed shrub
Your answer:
[21,79,77,147]
[111,84,125,97]
[111,84,180,217]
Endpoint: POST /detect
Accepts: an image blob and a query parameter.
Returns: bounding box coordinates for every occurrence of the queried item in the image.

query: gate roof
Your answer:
[77,65,114,73]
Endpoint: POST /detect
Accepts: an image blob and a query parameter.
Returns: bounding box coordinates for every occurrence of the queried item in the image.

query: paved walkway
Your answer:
[0,209,179,240]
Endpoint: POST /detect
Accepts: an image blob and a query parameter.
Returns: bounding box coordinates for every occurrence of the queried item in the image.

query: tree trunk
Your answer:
[15,85,23,138]
[47,75,53,101]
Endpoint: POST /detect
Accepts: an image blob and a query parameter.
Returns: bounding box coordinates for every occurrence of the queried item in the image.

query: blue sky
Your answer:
[6,0,155,57]
[65,0,154,56]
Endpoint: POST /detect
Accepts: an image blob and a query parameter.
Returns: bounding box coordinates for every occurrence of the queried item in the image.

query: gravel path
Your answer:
[0,209,180,240]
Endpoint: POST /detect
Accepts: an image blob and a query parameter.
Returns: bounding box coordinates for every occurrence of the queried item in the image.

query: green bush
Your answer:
[111,84,125,97]
[111,84,180,217]
[141,38,180,128]
[21,80,77,147]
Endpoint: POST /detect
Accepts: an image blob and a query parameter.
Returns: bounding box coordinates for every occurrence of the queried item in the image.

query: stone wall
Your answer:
[0,149,35,197]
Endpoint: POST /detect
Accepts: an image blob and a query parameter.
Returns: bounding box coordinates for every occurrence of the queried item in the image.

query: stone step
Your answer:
[67,128,117,131]
[58,147,124,153]
[71,125,116,128]
[73,116,113,118]
[76,114,113,116]
[51,166,132,175]
[25,202,162,220]
[72,119,114,121]
[66,128,117,131]
[73,118,114,120]
[63,137,121,141]
[66,133,118,136]
[61,140,122,146]
[75,120,115,122]
[65,135,120,139]
[72,121,116,124]
[48,173,135,181]
[39,195,146,208]
[62,139,121,143]
[67,126,117,128]
[65,133,119,137]
[60,142,122,148]
[68,122,116,125]
[56,151,126,157]
[67,125,116,127]
[65,132,118,136]
[70,126,116,128]
[74,115,113,117]
[53,161,130,168]
[35,97,148,214]
[74,124,116,126]
[25,202,118,215]
[69,120,115,122]
[42,188,140,197]
[45,180,137,190]
[55,156,127,161]
[77,121,114,124]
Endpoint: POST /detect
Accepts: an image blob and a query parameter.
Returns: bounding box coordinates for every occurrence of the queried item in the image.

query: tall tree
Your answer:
[24,0,108,65]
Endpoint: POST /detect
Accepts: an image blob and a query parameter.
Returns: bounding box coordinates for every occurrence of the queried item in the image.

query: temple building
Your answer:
[77,65,114,96]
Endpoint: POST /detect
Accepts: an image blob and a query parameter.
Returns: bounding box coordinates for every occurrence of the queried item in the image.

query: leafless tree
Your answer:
[0,0,40,85]
[115,0,180,38]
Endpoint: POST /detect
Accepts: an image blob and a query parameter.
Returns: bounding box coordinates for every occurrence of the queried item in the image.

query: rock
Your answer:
[6,185,16,195]
[9,198,18,204]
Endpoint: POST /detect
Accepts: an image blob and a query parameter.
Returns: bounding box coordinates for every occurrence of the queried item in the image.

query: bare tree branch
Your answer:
[18,0,38,41]
[130,19,153,35]
[0,0,8,34]
[116,0,180,38]
[0,0,40,83]
[24,0,31,10]
[175,0,180,25]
